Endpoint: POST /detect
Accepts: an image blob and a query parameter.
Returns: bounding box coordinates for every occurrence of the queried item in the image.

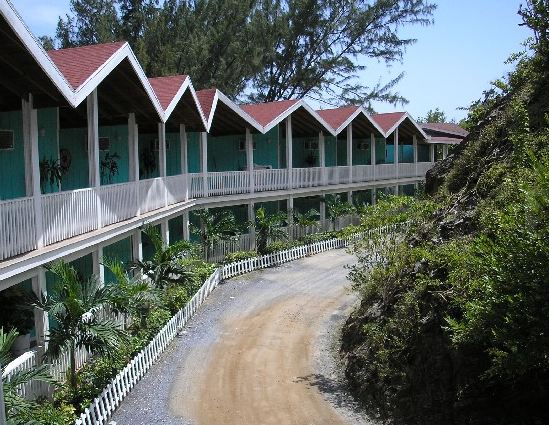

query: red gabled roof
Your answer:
[421,122,468,138]
[149,75,188,109]
[316,106,359,130]
[195,88,217,121]
[241,99,299,127]
[48,41,126,90]
[371,112,406,134]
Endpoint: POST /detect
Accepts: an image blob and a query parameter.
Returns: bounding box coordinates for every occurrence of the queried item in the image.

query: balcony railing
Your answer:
[0,162,433,261]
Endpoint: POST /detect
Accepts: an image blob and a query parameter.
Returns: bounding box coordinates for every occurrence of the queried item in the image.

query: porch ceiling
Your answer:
[59,59,161,130]
[397,117,428,141]
[290,106,327,137]
[166,89,206,132]
[209,101,258,136]
[0,15,68,111]
[350,113,384,138]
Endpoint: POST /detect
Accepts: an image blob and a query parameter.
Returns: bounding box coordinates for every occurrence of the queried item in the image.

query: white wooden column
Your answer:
[132,229,143,262]
[394,127,399,179]
[161,220,170,246]
[246,127,254,193]
[287,195,294,240]
[128,113,139,181]
[443,144,449,159]
[247,202,256,249]
[182,211,190,241]
[319,131,326,185]
[413,134,418,176]
[32,268,48,358]
[180,124,189,200]
[429,144,435,162]
[200,132,208,197]
[158,122,168,209]
[285,116,293,189]
[92,247,105,285]
[371,187,377,205]
[87,89,101,228]
[0,371,5,424]
[347,124,353,183]
[347,191,353,203]
[371,133,376,181]
[22,94,44,248]
[319,203,326,223]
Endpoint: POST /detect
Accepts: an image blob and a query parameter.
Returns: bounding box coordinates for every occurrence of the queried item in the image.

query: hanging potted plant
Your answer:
[0,286,35,357]
[100,151,120,184]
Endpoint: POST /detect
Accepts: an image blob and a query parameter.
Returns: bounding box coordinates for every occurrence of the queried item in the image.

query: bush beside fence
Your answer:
[74,222,404,425]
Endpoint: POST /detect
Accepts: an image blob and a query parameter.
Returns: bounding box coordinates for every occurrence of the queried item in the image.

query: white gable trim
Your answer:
[1,0,75,104]
[261,100,336,136]
[384,112,429,140]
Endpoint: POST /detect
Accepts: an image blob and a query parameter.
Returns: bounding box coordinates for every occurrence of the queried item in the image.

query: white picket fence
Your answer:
[73,222,406,425]
[207,215,362,263]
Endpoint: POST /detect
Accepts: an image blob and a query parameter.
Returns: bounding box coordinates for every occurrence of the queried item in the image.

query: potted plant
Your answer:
[0,286,35,357]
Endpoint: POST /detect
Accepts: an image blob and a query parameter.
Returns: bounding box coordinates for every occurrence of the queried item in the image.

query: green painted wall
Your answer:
[187,132,200,173]
[418,144,430,162]
[38,108,60,194]
[103,237,133,283]
[207,134,246,172]
[166,132,181,176]
[352,138,371,165]
[254,127,279,169]
[0,110,25,200]
[375,137,386,164]
[325,135,337,167]
[336,134,347,166]
[168,216,183,243]
[138,132,160,179]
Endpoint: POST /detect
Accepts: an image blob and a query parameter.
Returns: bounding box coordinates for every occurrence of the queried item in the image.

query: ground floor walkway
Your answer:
[112,250,374,425]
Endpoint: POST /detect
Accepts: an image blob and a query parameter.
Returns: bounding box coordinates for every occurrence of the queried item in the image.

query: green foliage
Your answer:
[17,401,76,425]
[34,261,128,406]
[344,10,549,422]
[191,209,240,261]
[54,0,435,104]
[253,207,288,255]
[223,250,258,264]
[0,286,35,334]
[324,194,355,229]
[293,208,319,228]
[133,226,197,288]
[416,107,448,123]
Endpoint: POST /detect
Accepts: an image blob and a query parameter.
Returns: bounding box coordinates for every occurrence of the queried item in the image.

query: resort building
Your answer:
[0,0,461,359]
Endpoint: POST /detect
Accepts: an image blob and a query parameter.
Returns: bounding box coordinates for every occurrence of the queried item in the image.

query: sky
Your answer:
[11,0,532,122]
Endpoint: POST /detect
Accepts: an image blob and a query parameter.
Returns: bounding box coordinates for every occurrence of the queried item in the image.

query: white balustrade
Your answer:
[254,169,288,192]
[165,174,188,205]
[99,182,139,227]
[352,165,375,183]
[0,159,436,262]
[376,164,397,180]
[0,196,36,260]
[42,188,99,246]
[208,171,250,196]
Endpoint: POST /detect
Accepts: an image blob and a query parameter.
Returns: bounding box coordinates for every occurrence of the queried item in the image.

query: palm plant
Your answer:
[253,207,288,255]
[294,208,319,228]
[324,194,355,230]
[1,327,54,424]
[105,260,160,330]
[191,209,240,261]
[134,226,196,288]
[34,261,127,406]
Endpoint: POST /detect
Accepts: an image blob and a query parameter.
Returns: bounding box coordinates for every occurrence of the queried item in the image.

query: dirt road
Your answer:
[112,250,371,425]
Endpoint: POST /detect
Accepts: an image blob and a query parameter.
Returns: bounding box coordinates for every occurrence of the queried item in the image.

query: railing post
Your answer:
[200,132,208,197]
[245,127,254,194]
[22,94,44,248]
[180,124,189,200]
[347,123,353,184]
[371,132,376,182]
[413,134,418,177]
[319,131,326,186]
[394,126,399,180]
[87,89,102,229]
[285,116,293,189]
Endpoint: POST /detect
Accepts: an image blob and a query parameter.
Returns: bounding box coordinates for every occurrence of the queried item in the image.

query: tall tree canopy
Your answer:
[54,0,435,106]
